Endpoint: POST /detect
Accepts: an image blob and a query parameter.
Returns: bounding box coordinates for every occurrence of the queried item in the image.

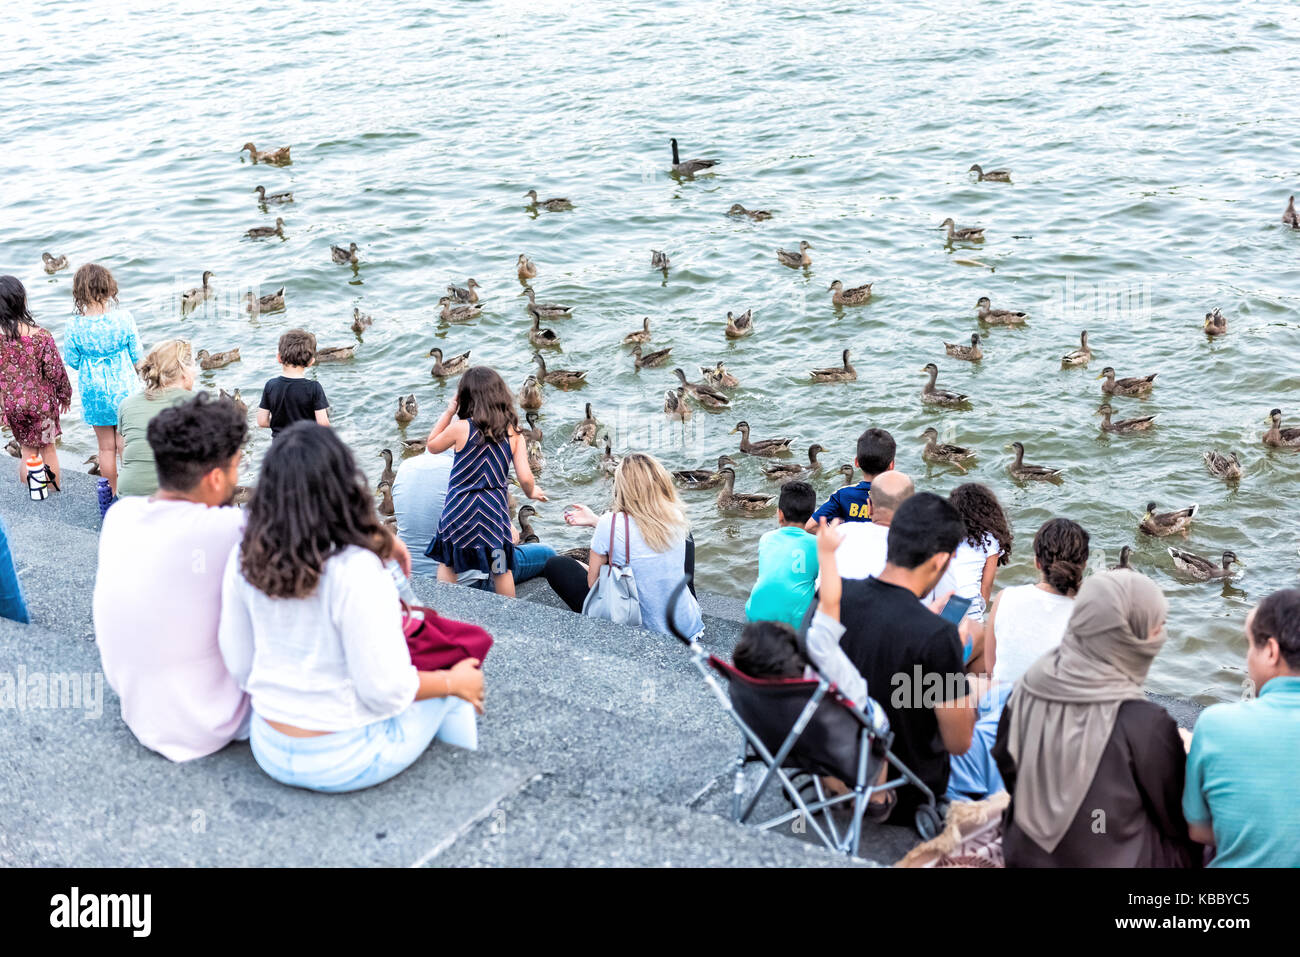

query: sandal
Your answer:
[866,789,897,823]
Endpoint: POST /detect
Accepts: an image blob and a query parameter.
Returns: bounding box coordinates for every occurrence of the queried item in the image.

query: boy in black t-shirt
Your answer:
[257,329,330,438]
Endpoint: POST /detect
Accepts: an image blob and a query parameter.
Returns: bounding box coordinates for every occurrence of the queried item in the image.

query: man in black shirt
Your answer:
[257,329,330,438]
[837,492,976,818]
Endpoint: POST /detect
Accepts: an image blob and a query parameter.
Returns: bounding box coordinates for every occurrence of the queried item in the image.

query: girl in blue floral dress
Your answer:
[64,264,142,494]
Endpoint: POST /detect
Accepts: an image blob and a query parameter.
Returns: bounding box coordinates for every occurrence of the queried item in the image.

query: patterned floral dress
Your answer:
[63,308,143,427]
[0,327,74,448]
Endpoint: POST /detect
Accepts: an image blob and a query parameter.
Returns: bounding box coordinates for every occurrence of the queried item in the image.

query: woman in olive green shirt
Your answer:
[115,340,197,497]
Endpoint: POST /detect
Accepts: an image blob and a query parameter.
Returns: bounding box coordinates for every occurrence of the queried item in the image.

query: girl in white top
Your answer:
[936,483,1013,623]
[218,422,485,793]
[986,517,1091,684]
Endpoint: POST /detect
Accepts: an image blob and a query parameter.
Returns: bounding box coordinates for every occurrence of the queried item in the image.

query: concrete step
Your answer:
[428,772,868,868]
[0,619,537,867]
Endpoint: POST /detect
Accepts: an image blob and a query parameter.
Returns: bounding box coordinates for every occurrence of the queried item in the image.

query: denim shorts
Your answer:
[250,696,477,793]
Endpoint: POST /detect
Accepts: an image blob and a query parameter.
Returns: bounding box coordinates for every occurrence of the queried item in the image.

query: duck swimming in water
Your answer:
[41,252,69,274]
[1203,450,1243,481]
[1061,330,1092,366]
[1203,308,1227,337]
[976,296,1027,325]
[1098,366,1157,397]
[921,363,967,406]
[968,164,1011,182]
[1007,441,1063,482]
[728,203,772,221]
[429,347,470,378]
[724,309,754,339]
[940,217,985,242]
[246,218,285,239]
[944,333,983,362]
[1264,408,1300,448]
[524,190,573,212]
[1139,502,1198,538]
[809,348,856,383]
[517,254,538,281]
[241,142,291,165]
[829,279,872,306]
[776,241,813,268]
[1168,547,1244,582]
[331,242,359,265]
[1283,195,1299,228]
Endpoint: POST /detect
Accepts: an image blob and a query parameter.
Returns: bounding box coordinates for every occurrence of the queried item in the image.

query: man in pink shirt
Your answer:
[93,393,251,761]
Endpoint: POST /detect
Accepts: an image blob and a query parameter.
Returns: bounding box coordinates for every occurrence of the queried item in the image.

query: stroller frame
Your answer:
[667,584,941,857]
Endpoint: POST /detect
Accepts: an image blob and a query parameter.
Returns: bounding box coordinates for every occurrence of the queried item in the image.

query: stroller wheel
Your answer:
[914,803,943,840]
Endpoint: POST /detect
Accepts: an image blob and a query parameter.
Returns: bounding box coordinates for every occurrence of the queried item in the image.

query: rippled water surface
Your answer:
[5,0,1300,702]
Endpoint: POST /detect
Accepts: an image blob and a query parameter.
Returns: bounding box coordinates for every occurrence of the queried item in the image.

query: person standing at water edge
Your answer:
[392,449,556,588]
[93,393,251,761]
[219,423,482,793]
[1183,588,1300,867]
[805,427,895,530]
[0,275,73,489]
[257,328,330,438]
[426,366,546,598]
[63,264,142,496]
[115,339,198,498]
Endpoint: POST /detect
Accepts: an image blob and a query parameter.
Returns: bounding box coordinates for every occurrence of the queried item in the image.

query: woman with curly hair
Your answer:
[218,422,484,792]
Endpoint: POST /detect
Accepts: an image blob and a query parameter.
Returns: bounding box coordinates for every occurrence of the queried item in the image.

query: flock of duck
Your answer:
[33,142,1300,583]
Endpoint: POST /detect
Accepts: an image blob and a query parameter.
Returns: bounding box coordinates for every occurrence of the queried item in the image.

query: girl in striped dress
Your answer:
[426,366,546,597]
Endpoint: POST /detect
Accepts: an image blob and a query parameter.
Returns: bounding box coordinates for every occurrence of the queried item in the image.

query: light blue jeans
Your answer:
[250,696,478,793]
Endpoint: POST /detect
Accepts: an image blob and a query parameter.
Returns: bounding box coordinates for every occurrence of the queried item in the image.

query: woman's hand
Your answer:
[564,503,597,527]
[528,486,548,502]
[448,657,485,714]
[445,395,459,414]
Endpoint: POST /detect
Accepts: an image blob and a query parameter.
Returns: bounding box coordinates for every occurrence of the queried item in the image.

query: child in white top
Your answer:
[937,484,1013,622]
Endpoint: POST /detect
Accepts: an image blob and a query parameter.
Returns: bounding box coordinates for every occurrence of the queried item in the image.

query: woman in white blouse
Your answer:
[219,422,484,792]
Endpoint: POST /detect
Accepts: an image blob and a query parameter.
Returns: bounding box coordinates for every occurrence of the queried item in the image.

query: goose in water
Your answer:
[669,138,718,176]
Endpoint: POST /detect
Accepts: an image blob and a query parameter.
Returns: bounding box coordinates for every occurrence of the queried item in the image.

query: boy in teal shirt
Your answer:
[1183,588,1300,867]
[745,481,819,629]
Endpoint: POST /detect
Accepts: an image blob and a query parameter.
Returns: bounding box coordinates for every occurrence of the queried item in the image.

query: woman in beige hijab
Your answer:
[991,569,1200,867]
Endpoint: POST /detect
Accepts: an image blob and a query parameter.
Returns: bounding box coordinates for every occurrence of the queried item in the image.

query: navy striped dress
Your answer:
[427,419,516,575]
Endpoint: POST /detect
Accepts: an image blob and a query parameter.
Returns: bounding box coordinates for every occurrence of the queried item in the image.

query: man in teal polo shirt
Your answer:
[1183,587,1300,867]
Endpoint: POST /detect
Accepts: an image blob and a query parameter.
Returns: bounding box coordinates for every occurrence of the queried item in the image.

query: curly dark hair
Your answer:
[147,392,248,492]
[1033,518,1090,595]
[455,365,518,445]
[240,422,393,599]
[0,276,34,339]
[72,263,119,314]
[948,483,1013,566]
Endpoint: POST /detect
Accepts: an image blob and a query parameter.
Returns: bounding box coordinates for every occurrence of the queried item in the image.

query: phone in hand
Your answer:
[939,594,973,625]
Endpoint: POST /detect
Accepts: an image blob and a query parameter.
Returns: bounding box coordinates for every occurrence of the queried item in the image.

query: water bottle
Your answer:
[96,477,114,518]
[387,559,418,604]
[25,453,49,501]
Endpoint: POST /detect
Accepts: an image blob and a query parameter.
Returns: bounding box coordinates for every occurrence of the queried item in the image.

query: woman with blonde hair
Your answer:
[543,451,704,638]
[115,339,200,497]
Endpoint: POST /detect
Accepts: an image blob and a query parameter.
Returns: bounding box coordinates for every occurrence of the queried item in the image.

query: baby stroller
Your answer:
[666,582,943,857]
